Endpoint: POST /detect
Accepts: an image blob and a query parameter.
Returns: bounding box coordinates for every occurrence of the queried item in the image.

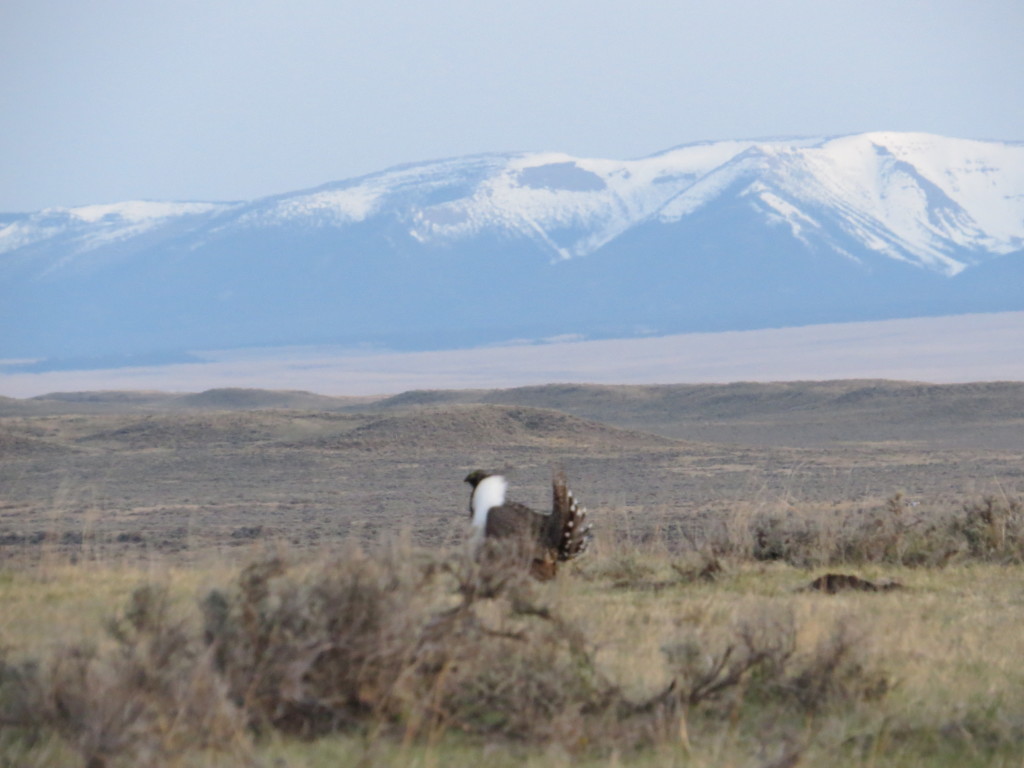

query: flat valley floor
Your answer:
[2,380,1022,563]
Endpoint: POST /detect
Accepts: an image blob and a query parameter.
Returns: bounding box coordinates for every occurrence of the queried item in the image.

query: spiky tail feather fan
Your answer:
[549,472,593,561]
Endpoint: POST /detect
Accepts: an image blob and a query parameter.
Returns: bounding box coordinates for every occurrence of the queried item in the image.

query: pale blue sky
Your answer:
[2,0,1021,212]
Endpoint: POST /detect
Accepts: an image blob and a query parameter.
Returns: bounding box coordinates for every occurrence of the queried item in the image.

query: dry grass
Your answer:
[2,530,1024,768]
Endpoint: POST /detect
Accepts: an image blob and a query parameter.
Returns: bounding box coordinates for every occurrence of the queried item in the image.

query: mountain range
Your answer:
[2,131,1022,371]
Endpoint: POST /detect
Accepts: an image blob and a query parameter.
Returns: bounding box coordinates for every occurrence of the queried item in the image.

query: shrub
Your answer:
[0,652,48,762]
[663,610,890,718]
[0,540,903,765]
[200,550,432,736]
[746,494,1024,568]
[7,584,248,768]
[951,496,1024,561]
[198,544,631,749]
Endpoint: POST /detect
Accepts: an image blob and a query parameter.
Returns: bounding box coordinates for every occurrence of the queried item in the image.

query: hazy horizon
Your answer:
[2,311,1022,399]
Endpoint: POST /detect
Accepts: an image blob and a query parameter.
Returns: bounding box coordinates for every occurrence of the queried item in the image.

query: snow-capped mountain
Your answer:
[2,132,1022,368]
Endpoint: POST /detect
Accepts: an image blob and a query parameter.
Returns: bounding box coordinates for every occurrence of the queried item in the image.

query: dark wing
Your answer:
[484,502,549,543]
[547,472,593,560]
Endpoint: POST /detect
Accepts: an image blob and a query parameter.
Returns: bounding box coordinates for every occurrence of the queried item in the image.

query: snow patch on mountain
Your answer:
[68,200,228,224]
[407,141,796,258]
[653,133,1024,275]
[752,187,821,246]
[0,200,235,258]
[230,153,514,232]
[868,132,1024,242]
[241,186,383,225]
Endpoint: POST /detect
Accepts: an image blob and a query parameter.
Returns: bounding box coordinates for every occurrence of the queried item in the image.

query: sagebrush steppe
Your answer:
[3,380,1023,562]
[1,380,1023,766]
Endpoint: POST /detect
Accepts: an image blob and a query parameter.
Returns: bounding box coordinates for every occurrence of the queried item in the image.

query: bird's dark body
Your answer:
[464,469,593,580]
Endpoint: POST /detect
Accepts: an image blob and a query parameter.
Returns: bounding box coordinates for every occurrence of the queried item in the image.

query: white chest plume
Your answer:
[471,474,508,530]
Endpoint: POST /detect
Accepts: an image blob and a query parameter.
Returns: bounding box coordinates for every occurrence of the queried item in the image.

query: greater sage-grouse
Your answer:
[464,469,593,580]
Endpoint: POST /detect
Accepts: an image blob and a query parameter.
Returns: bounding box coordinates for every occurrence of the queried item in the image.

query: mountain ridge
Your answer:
[2,132,1022,365]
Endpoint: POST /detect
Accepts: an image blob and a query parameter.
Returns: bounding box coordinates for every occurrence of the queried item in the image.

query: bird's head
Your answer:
[464,469,493,489]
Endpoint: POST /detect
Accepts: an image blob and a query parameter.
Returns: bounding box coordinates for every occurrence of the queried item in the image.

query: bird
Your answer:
[463,469,593,580]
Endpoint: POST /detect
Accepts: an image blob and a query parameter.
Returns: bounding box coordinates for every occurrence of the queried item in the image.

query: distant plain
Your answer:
[2,378,1022,563]
[1,311,1022,399]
